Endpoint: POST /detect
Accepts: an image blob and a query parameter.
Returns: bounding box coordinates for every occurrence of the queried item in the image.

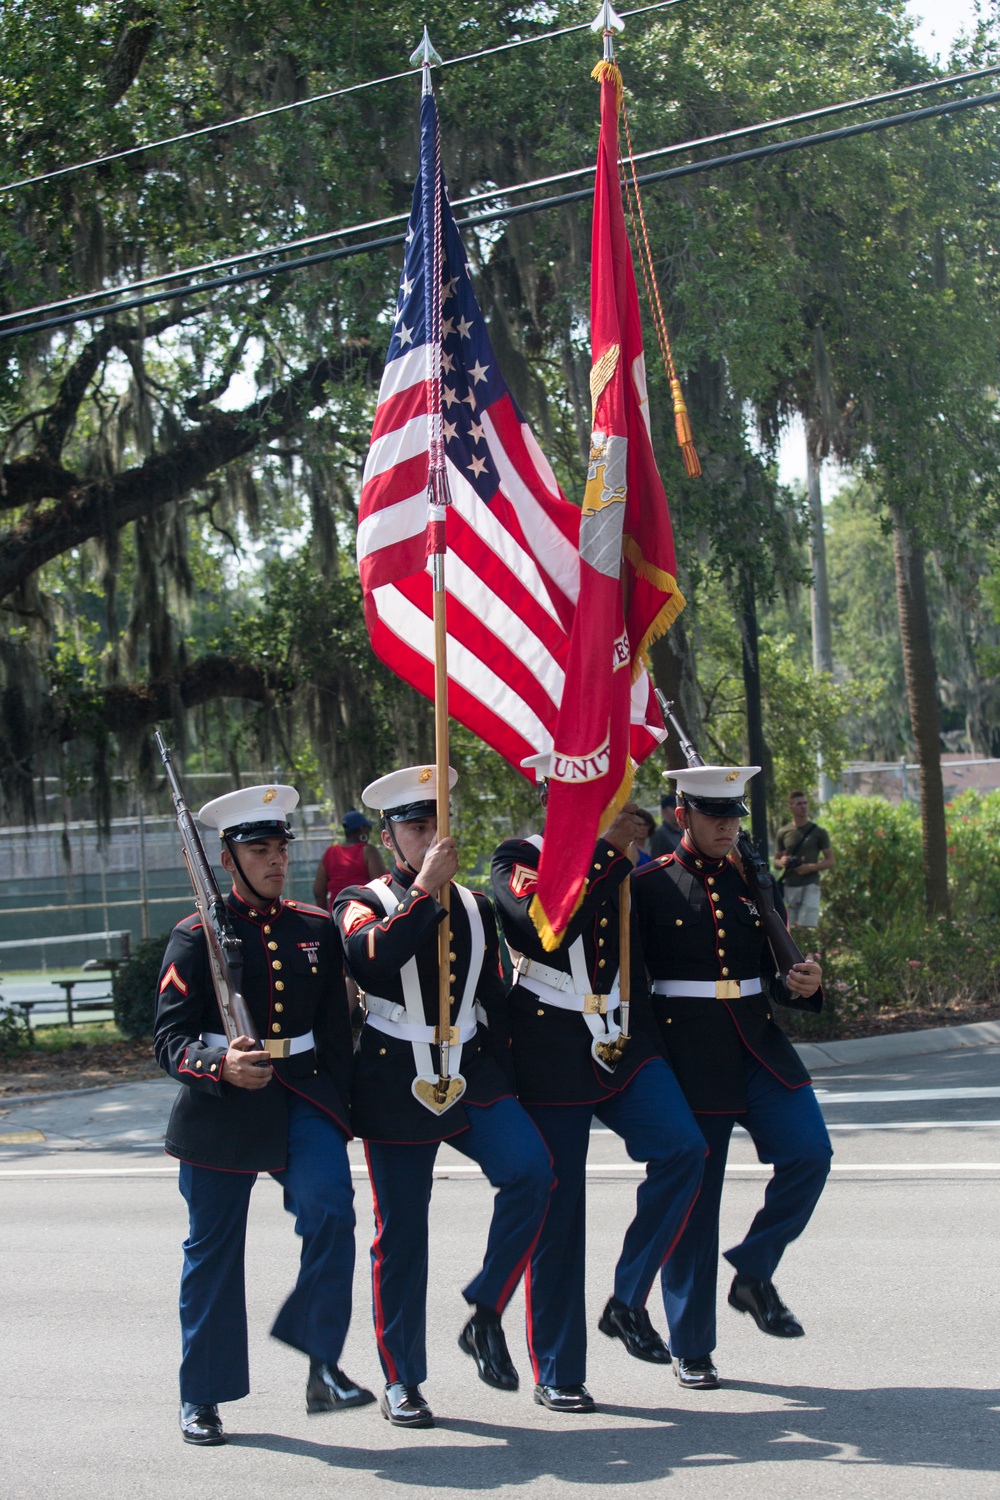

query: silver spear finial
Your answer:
[410,25,443,69]
[591,0,624,61]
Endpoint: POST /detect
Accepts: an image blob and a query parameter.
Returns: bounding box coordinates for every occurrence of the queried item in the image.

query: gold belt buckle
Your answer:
[264,1038,291,1059]
[715,980,740,1000]
[435,1025,460,1045]
[583,994,608,1015]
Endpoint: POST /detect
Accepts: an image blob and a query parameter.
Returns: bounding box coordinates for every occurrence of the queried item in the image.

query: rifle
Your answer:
[155,732,289,1057]
[655,695,820,1013]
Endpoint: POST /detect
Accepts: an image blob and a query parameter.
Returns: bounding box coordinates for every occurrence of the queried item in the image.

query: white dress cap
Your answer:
[667,765,760,809]
[198,784,300,839]
[362,764,458,816]
[520,750,553,783]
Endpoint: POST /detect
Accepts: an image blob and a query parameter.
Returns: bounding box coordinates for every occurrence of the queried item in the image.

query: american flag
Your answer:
[358,89,664,777]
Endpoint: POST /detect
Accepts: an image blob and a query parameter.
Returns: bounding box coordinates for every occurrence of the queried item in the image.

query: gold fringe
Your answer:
[591,59,623,109]
[530,885,585,953]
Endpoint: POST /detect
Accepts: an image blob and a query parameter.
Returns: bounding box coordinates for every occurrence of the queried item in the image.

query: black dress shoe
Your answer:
[674,1356,720,1390]
[728,1275,804,1337]
[380,1382,434,1428]
[306,1360,376,1414]
[179,1401,226,1445]
[458,1308,519,1390]
[598,1296,671,1363]
[533,1383,596,1412]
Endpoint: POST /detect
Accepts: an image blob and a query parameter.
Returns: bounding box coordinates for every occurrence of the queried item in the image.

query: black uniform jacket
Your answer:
[154,890,353,1172]
[491,833,660,1105]
[632,842,817,1113]
[334,865,513,1144]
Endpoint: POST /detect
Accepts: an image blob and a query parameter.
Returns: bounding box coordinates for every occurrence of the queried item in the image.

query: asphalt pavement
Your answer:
[0,1030,998,1500]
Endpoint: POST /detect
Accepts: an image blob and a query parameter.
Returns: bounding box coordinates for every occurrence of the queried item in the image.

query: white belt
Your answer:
[364,995,484,1045]
[652,979,762,999]
[200,1029,316,1054]
[514,956,620,1015]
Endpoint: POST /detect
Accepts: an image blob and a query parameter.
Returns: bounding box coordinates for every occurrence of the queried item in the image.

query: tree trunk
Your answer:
[648,608,703,767]
[890,508,950,914]
[806,441,837,803]
[739,564,769,860]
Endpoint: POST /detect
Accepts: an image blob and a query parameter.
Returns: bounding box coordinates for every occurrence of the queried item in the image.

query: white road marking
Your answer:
[815,1086,1000,1103]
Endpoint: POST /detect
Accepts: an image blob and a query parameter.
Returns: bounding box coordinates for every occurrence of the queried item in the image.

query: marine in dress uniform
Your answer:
[154,784,373,1445]
[632,765,831,1390]
[490,754,706,1412]
[333,766,554,1430]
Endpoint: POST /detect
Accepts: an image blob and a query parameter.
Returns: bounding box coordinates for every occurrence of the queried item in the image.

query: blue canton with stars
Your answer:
[385,92,519,506]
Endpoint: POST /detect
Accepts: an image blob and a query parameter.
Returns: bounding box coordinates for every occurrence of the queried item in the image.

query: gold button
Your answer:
[721,967,730,977]
[311,965,318,974]
[675,919,683,927]
[594,862,602,871]
[756,920,761,927]
[195,1060,202,1069]
[598,959,606,968]
[716,911,725,920]
[695,860,703,868]
[666,1017,673,1025]
[275,980,285,991]
[272,960,282,971]
[449,951,457,961]
[272,1023,281,1034]
[537,1008,545,1017]
[275,1003,284,1013]
[263,925,271,935]
[598,938,605,948]
[718,949,726,957]
[450,973,457,984]
[766,1013,772,1021]
[707,877,715,887]
[600,918,608,928]
[210,1063,217,1072]
[379,1047,387,1056]
[711,893,720,903]
[397,902,405,911]
[718,929,726,938]
[268,941,278,951]
[314,1068,318,1075]
[250,910,258,918]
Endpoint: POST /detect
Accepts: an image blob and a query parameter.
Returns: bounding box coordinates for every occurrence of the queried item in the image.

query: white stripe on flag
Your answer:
[357,491,428,561]
[447,460,570,628]
[483,410,580,605]
[372,584,552,748]
[363,412,428,485]
[375,345,427,404]
[444,548,565,707]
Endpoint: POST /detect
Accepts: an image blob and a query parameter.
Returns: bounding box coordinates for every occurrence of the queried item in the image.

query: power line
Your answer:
[2,83,998,343]
[3,63,995,331]
[0,0,684,198]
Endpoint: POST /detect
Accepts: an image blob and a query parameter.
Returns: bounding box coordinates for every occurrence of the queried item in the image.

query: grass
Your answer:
[24,1021,124,1052]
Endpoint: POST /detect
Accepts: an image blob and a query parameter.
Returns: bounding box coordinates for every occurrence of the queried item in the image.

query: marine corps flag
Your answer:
[529,60,685,950]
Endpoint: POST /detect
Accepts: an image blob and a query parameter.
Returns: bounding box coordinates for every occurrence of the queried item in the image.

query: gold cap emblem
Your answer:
[262,788,277,802]
[418,768,433,784]
[725,770,740,782]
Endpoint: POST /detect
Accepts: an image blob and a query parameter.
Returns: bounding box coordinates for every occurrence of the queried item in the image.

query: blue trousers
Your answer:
[363,1096,554,1386]
[177,1095,356,1404]
[660,1057,833,1358]
[525,1058,706,1388]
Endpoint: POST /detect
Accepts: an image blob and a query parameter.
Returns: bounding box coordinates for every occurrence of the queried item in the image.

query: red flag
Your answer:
[359,89,665,775]
[529,63,685,950]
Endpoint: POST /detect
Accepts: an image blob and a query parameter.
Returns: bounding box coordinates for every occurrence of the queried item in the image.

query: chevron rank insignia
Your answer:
[341,900,376,936]
[509,863,539,899]
[160,962,188,996]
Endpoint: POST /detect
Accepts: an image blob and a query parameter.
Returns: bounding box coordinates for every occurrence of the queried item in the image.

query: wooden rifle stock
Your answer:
[154,732,268,1050]
[735,830,821,1013]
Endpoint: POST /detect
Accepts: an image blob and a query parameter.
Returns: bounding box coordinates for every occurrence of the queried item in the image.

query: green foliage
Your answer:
[947,789,1000,923]
[818,794,922,932]
[0,1007,30,1060]
[112,933,172,1039]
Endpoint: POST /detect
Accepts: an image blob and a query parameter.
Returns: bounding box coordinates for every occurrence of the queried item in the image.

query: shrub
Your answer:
[112,933,172,1039]
[0,1006,30,1060]
[948,789,1000,923]
[818,794,922,932]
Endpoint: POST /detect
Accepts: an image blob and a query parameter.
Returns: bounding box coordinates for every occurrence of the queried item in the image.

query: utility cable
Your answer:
[2,82,998,342]
[0,0,685,198]
[3,62,995,331]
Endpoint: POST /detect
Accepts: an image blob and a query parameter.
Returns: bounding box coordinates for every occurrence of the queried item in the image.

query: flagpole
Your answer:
[592,1,632,1068]
[410,27,456,1106]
